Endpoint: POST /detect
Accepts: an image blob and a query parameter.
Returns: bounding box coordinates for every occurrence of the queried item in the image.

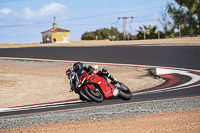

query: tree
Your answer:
[81,32,96,40]
[167,0,200,35]
[134,25,158,40]
[110,27,121,40]
[147,25,158,39]
[81,27,121,40]
[158,9,176,38]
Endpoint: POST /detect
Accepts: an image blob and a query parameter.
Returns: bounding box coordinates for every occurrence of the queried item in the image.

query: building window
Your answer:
[53,38,56,42]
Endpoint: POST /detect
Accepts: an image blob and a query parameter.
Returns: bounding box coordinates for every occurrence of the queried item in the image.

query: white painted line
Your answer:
[0,108,10,111]
[133,83,200,96]
[0,100,82,112]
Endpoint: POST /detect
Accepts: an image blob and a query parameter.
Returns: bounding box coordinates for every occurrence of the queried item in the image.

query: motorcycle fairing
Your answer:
[80,72,114,98]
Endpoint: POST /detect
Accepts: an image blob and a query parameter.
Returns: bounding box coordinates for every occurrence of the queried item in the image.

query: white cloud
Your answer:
[20,3,68,21]
[23,7,34,20]
[0,8,12,17]
[0,3,67,20]
[39,3,67,17]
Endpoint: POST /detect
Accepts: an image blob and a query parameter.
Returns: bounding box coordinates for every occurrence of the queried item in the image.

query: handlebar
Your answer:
[66,68,74,75]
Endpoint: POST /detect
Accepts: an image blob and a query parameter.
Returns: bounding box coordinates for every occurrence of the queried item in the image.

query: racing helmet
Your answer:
[73,62,83,72]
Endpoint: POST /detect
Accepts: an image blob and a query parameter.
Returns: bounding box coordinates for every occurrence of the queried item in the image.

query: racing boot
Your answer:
[108,74,118,85]
[108,74,119,96]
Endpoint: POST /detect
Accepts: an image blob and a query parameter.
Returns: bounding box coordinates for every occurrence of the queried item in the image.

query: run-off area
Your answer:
[0,59,164,108]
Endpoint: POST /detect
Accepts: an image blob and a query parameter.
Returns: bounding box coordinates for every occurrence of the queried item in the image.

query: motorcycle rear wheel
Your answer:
[83,86,104,103]
[118,82,132,100]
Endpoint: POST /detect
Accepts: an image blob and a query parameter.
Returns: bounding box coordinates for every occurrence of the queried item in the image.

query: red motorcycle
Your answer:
[66,65,132,103]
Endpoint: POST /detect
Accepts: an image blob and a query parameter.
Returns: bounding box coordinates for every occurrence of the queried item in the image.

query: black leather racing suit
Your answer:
[84,65,117,84]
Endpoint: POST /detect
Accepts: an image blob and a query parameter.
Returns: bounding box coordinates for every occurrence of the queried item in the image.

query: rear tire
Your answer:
[118,82,132,100]
[83,86,104,103]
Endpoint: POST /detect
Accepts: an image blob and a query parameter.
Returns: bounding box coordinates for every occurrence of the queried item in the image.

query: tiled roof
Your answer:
[41,27,70,33]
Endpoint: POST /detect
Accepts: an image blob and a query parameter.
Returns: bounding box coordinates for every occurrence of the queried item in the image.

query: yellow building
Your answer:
[41,23,70,43]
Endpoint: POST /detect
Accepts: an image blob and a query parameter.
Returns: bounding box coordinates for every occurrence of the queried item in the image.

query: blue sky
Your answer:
[0,0,173,43]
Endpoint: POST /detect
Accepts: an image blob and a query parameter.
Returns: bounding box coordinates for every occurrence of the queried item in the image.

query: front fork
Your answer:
[69,74,78,93]
[69,80,75,92]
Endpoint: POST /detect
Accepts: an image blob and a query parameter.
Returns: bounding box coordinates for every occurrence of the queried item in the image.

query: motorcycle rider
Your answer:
[73,62,84,79]
[73,62,118,84]
[66,62,83,93]
[72,62,117,83]
[84,64,118,84]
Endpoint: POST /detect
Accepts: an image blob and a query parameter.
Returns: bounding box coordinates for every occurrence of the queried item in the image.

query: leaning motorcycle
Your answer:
[66,65,132,103]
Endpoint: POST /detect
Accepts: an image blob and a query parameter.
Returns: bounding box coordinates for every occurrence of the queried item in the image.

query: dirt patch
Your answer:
[0,37,200,48]
[2,110,200,133]
[0,60,164,108]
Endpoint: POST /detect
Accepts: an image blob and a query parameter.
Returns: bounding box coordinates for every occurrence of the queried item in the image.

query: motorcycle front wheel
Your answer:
[79,90,92,102]
[83,86,104,103]
[118,82,132,100]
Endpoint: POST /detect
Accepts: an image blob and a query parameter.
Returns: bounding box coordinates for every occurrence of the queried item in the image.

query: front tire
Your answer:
[118,82,132,100]
[83,86,104,103]
[79,90,92,102]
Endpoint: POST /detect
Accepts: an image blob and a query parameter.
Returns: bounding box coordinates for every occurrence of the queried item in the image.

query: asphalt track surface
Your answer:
[0,46,200,70]
[0,45,200,117]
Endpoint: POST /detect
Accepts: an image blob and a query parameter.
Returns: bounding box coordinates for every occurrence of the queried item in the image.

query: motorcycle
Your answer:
[66,65,132,103]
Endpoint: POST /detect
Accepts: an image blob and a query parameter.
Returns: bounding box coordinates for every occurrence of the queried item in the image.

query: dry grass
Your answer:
[0,37,200,48]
